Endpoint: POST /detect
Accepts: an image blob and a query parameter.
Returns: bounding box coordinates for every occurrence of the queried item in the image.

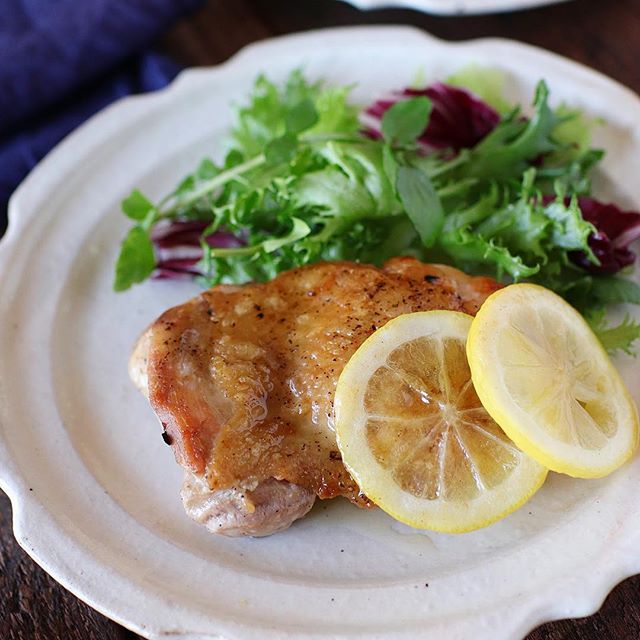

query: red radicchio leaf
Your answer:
[151,220,244,280]
[365,82,500,152]
[569,197,640,274]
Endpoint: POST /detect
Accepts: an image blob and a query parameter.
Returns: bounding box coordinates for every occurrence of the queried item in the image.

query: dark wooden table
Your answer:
[2,0,640,638]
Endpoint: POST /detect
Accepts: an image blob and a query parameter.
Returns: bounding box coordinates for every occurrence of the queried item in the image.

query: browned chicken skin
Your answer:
[130,258,500,536]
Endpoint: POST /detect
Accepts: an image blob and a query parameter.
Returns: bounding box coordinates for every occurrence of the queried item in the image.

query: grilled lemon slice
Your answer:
[334,310,547,533]
[467,284,639,478]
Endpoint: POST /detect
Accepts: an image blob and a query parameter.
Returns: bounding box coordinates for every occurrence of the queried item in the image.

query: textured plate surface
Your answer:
[341,0,569,16]
[1,26,639,640]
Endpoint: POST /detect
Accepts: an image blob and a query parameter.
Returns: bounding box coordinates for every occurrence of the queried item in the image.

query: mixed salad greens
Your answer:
[114,68,640,353]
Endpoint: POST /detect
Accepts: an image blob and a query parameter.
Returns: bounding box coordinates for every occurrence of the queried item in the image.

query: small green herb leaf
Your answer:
[262,217,311,253]
[589,311,640,355]
[121,189,155,222]
[196,158,218,180]
[113,226,156,291]
[285,98,319,134]
[381,97,432,146]
[396,165,443,247]
[265,133,298,165]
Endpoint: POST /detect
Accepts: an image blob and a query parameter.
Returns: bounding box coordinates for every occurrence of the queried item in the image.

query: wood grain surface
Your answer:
[2,0,640,638]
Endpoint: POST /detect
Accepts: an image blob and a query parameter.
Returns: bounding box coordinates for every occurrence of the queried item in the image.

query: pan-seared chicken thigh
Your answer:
[130,257,500,536]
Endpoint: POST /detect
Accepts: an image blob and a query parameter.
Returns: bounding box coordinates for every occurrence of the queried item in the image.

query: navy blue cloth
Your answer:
[0,0,204,226]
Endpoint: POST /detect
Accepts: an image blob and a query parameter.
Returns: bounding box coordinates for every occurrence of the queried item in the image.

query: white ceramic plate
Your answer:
[342,0,569,16]
[1,26,639,640]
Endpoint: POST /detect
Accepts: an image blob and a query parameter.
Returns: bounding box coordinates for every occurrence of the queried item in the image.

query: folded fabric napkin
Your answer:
[0,0,204,228]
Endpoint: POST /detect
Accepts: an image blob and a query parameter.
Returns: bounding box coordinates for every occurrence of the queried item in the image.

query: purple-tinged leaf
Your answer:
[569,197,640,274]
[150,220,245,280]
[365,82,500,152]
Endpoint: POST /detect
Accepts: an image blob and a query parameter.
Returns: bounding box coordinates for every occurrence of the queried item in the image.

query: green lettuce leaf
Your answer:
[396,165,443,247]
[113,226,156,291]
[292,141,401,218]
[461,81,561,181]
[439,226,539,280]
[232,70,359,157]
[588,310,640,355]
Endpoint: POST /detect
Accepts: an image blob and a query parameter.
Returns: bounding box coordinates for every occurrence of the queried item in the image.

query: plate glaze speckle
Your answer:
[1,26,639,640]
